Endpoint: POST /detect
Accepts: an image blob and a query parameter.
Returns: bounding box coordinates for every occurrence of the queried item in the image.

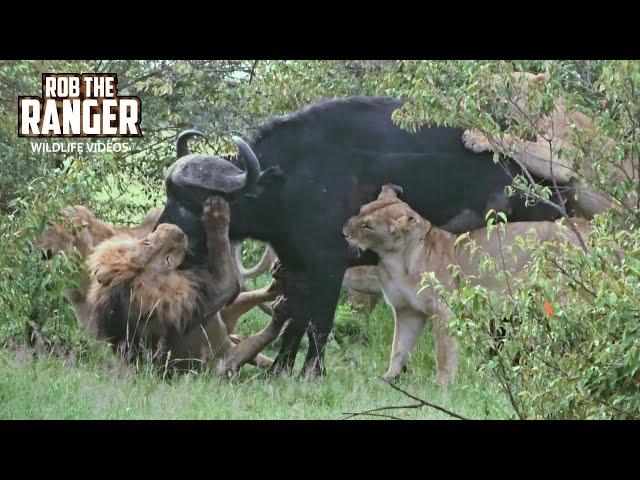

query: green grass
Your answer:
[0,277,512,420]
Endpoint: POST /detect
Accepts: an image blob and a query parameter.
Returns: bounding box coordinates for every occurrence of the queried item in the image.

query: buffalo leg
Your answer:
[268,264,312,375]
[300,268,345,379]
[268,293,309,375]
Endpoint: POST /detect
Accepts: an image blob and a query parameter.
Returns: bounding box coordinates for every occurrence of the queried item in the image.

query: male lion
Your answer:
[86,196,289,373]
[35,204,281,351]
[343,185,591,385]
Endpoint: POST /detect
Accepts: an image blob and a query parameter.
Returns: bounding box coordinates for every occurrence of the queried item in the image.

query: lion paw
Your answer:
[269,259,284,279]
[271,295,292,330]
[203,196,230,224]
[462,130,492,153]
[381,370,401,382]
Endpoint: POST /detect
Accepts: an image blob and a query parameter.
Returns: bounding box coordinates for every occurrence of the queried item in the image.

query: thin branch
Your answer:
[249,60,258,84]
[342,377,469,420]
[342,411,404,420]
[548,257,597,298]
[496,362,525,420]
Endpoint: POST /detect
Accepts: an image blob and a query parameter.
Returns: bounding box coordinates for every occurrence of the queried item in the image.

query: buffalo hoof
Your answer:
[267,354,296,376]
[299,359,326,380]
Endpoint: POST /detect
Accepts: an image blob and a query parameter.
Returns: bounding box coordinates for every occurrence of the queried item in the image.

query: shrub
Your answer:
[422,212,640,419]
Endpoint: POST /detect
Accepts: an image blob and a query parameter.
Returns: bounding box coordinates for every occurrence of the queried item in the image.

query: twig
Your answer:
[342,411,404,420]
[342,376,469,420]
[548,257,597,298]
[249,60,258,84]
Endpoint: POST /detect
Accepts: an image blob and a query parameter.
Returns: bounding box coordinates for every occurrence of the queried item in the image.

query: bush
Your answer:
[423,212,640,419]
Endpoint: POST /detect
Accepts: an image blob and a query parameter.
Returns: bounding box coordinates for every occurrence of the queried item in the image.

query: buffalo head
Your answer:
[158,132,284,265]
[164,134,262,213]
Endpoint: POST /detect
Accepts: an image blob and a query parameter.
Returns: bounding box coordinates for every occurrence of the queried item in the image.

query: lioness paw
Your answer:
[435,372,453,387]
[381,370,400,382]
[271,295,292,329]
[270,259,285,279]
[462,130,492,153]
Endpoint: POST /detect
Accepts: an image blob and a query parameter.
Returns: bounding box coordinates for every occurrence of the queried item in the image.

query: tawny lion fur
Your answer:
[462,71,635,217]
[35,206,162,329]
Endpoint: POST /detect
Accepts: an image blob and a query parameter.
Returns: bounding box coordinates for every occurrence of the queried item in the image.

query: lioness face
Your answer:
[35,206,97,263]
[344,185,424,253]
[139,223,189,274]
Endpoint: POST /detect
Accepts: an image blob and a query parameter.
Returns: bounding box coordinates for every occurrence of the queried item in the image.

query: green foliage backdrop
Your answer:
[1,60,638,418]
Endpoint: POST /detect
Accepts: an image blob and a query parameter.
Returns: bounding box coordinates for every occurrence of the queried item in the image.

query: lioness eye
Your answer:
[362,221,373,230]
[166,256,172,267]
[143,240,151,246]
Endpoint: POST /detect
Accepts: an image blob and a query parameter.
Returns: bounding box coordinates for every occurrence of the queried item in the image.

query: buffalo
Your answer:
[157,96,564,378]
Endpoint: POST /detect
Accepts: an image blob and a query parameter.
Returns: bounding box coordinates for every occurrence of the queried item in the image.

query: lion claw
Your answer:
[203,196,230,223]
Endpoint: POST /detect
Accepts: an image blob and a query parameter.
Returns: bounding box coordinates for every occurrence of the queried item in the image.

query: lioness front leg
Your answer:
[203,196,240,310]
[432,322,458,386]
[221,295,291,375]
[424,300,459,386]
[383,307,426,381]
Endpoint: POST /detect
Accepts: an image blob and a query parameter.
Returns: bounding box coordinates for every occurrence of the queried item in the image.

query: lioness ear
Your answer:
[532,72,549,84]
[387,184,403,197]
[378,184,400,200]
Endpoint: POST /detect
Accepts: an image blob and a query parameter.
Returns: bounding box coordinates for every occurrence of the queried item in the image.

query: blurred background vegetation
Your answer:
[0,60,638,419]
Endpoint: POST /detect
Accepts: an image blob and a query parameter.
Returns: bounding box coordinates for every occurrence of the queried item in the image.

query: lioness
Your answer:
[87,196,288,373]
[461,71,635,217]
[343,185,590,385]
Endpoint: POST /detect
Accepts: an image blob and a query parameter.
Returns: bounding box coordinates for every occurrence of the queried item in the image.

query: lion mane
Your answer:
[87,233,206,345]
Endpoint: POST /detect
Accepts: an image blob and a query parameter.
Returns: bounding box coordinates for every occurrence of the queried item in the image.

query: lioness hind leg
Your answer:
[221,295,291,375]
[383,308,426,381]
[228,334,274,369]
[221,279,282,334]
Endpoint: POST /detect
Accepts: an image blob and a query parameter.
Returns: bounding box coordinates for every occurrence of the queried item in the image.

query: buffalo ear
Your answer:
[257,165,286,187]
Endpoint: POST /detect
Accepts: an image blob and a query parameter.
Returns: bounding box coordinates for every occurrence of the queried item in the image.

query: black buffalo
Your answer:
[157,96,563,377]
